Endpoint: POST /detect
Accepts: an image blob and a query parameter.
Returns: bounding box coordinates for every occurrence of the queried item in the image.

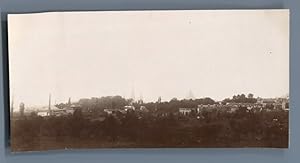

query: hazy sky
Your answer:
[8,10,289,107]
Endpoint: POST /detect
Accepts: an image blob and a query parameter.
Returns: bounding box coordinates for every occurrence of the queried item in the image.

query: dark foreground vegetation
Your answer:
[11,107,288,151]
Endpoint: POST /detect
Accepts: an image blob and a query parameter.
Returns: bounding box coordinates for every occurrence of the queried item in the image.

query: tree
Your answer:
[247,93,254,99]
[233,95,237,100]
[240,94,246,99]
[170,98,178,102]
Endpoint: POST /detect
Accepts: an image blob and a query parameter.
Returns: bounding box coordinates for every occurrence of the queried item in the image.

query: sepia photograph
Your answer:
[8,10,289,152]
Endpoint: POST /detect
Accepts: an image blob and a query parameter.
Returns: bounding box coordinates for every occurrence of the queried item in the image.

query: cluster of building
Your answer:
[12,101,148,118]
[11,96,81,118]
[179,97,289,116]
[36,104,80,117]
[12,103,80,118]
[103,105,149,115]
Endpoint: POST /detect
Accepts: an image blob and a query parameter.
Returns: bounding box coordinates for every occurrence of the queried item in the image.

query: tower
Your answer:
[19,102,25,117]
[155,96,162,111]
[68,97,71,106]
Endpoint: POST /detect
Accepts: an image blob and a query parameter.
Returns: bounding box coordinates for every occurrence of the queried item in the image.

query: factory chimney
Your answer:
[48,94,52,116]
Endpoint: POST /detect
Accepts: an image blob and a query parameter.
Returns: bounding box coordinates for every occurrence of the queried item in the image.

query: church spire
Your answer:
[131,84,135,102]
[186,89,195,100]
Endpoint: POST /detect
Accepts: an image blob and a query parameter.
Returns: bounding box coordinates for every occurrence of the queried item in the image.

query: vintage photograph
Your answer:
[8,10,289,152]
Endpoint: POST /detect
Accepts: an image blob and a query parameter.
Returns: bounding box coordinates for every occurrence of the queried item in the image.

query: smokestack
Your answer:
[68,97,71,106]
[10,95,14,117]
[48,94,51,116]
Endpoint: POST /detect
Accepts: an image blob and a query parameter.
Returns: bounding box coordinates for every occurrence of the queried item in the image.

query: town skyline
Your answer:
[10,91,289,110]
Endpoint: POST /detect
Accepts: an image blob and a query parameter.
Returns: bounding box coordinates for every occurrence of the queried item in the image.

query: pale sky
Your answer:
[8,10,289,107]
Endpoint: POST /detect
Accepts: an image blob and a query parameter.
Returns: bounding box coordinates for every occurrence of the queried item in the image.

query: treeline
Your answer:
[55,94,257,113]
[78,96,129,110]
[143,97,216,113]
[55,96,216,114]
[55,96,129,110]
[222,93,257,104]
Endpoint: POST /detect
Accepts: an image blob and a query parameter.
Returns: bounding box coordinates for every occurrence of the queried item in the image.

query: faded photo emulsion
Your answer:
[8,10,289,152]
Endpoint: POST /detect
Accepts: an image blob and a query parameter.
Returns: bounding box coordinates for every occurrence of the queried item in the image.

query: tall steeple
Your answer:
[131,84,135,102]
[138,92,144,104]
[186,89,195,100]
[157,96,162,103]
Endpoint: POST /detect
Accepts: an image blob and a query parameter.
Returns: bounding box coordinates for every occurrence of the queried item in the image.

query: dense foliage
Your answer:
[222,93,257,104]
[56,96,216,113]
[11,107,288,151]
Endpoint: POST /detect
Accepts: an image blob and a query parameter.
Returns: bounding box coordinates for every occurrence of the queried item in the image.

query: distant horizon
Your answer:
[10,92,289,109]
[10,90,290,108]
